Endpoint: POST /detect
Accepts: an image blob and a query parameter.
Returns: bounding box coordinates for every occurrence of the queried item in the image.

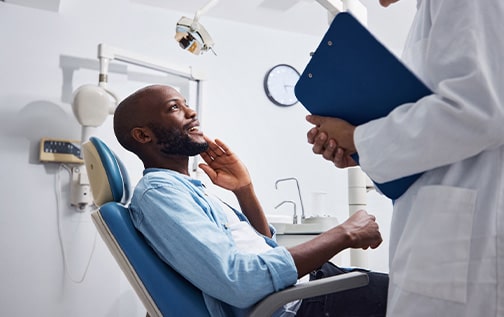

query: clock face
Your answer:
[264,64,300,107]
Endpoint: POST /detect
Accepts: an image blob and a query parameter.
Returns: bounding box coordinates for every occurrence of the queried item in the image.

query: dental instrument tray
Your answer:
[295,12,432,200]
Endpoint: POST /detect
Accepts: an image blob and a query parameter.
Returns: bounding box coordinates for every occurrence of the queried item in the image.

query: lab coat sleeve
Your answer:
[354,0,504,184]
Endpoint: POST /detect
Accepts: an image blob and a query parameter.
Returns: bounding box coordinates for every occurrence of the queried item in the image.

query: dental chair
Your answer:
[82,136,369,317]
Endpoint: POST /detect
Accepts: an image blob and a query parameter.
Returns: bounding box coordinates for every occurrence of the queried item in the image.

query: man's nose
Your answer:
[184,106,197,118]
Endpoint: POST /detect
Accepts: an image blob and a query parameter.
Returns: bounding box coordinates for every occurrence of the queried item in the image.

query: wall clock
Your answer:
[263,64,300,107]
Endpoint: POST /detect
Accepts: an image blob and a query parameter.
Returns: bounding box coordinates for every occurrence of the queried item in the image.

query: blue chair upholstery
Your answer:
[83,137,209,317]
[83,137,369,317]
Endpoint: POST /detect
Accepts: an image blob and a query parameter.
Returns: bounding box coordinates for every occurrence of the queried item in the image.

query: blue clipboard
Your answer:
[295,12,432,200]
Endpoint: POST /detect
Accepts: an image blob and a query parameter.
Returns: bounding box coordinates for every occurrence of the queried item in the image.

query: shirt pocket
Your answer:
[392,185,477,303]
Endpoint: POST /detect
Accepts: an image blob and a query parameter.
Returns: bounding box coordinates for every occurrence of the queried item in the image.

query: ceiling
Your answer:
[4,0,61,11]
[4,0,417,51]
[131,0,417,50]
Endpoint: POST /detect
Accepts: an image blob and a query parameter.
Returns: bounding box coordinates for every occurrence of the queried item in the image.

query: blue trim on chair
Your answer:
[100,202,210,317]
[89,137,125,203]
[115,156,131,203]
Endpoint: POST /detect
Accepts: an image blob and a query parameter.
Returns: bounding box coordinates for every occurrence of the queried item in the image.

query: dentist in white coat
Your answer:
[305,0,504,316]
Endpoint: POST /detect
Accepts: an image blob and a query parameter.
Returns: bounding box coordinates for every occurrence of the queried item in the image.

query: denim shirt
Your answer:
[129,168,298,317]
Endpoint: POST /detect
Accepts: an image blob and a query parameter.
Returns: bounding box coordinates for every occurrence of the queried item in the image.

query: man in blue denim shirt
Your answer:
[113,84,388,316]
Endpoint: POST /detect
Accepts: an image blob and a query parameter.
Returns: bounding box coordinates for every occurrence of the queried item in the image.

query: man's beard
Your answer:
[150,125,208,156]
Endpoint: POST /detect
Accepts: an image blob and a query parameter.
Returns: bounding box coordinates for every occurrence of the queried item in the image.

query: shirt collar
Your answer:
[143,167,204,187]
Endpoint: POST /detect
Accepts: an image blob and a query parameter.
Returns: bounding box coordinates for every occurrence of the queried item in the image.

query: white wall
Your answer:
[0,1,413,316]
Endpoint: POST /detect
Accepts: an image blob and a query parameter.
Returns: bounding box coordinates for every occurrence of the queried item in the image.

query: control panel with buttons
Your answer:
[39,138,84,164]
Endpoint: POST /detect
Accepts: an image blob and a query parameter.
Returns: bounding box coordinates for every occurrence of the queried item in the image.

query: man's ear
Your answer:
[131,127,152,144]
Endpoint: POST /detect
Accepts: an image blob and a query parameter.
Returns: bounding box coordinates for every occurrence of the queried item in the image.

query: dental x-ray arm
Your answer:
[73,43,205,143]
[97,44,202,83]
[71,43,204,209]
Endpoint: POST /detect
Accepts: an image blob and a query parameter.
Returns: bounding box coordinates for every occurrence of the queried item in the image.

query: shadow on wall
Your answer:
[0,54,195,169]
[0,96,81,166]
[104,289,144,317]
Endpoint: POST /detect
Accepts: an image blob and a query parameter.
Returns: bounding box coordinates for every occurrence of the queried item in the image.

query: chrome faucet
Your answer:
[274,200,297,224]
[275,177,306,223]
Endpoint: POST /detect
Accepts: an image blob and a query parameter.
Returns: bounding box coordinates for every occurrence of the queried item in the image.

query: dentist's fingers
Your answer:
[333,148,358,169]
[307,126,319,144]
[333,147,345,165]
[311,132,327,154]
[321,139,338,161]
[306,114,325,126]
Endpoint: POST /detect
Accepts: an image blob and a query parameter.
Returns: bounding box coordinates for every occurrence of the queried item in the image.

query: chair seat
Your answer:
[92,202,210,317]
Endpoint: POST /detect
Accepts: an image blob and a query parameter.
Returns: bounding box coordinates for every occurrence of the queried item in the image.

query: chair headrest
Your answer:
[82,137,131,206]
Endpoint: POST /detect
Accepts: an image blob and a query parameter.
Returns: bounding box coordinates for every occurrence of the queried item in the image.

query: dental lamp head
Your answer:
[175,16,215,55]
[174,0,219,55]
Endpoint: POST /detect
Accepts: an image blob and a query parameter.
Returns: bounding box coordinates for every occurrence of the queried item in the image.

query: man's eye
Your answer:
[169,104,180,111]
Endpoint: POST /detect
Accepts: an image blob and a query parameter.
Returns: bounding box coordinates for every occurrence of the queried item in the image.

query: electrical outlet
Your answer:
[39,138,84,164]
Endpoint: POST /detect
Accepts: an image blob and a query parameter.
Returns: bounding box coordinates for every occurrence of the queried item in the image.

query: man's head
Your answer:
[114,85,208,172]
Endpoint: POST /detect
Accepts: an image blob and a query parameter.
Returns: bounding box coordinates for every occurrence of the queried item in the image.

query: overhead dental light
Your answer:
[175,0,219,55]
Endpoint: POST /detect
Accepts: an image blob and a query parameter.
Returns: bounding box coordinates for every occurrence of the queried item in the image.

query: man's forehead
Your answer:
[158,86,185,101]
[140,86,182,106]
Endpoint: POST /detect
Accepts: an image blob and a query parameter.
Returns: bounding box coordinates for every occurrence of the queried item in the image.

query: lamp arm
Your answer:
[97,43,203,81]
[192,0,220,28]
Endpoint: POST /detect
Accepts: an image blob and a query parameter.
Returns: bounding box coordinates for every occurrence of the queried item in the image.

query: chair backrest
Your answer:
[82,137,210,317]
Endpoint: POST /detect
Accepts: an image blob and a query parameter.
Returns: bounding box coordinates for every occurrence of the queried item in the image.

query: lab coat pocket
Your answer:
[392,185,476,303]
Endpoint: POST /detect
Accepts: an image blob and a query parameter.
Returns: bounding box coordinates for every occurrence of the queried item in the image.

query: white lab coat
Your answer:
[354,1,504,316]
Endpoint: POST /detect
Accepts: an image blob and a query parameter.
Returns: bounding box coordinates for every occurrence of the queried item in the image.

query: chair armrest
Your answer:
[249,271,369,317]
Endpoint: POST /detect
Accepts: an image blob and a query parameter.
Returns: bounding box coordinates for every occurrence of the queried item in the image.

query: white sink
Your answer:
[271,217,339,235]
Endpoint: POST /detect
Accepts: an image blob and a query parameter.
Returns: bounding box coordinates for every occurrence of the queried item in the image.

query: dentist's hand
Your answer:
[306,115,357,168]
[199,136,251,192]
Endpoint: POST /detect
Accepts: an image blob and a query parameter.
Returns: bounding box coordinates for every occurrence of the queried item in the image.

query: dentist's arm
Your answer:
[199,136,271,237]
